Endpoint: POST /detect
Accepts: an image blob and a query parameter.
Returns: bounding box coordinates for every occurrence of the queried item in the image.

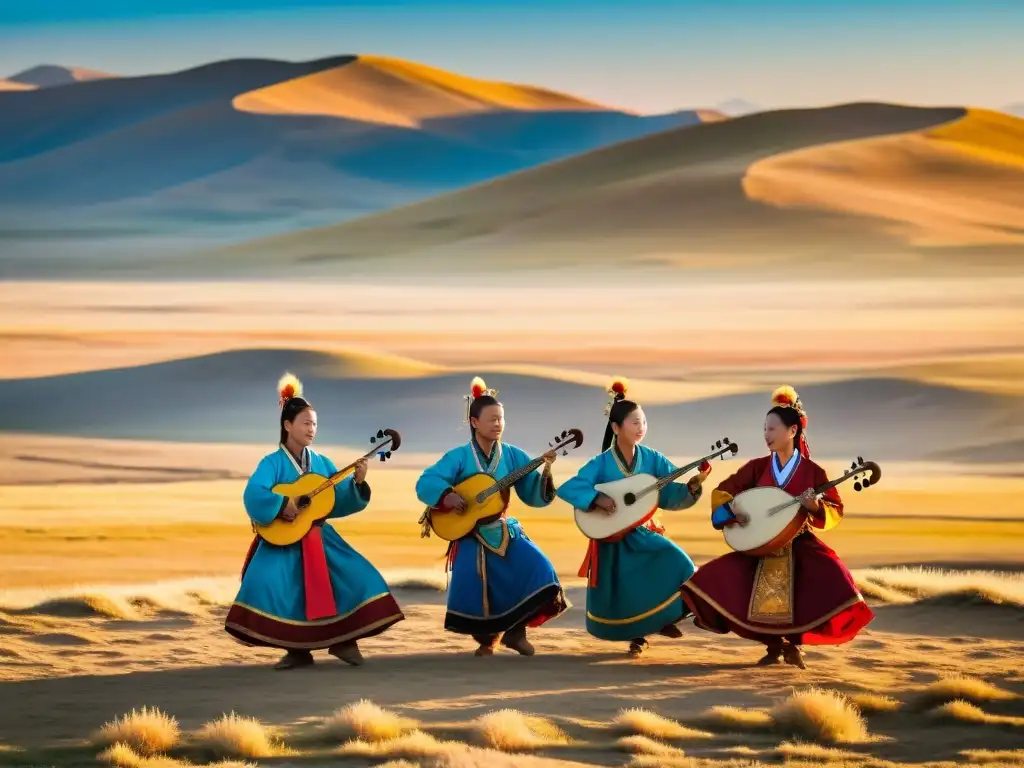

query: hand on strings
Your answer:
[443,491,468,514]
[592,493,616,515]
[541,449,557,470]
[798,489,821,512]
[353,458,368,485]
[279,498,301,522]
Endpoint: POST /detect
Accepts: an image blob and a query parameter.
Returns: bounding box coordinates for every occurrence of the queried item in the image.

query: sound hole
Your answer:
[623,492,636,506]
[297,496,312,509]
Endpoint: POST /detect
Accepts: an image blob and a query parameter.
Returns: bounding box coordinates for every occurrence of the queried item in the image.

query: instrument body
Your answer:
[722,486,808,556]
[427,472,512,541]
[574,438,738,540]
[255,429,401,547]
[722,458,881,555]
[427,428,584,542]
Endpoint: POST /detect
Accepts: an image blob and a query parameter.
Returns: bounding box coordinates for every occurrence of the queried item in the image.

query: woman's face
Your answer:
[764,412,797,453]
[613,406,647,445]
[284,408,317,446]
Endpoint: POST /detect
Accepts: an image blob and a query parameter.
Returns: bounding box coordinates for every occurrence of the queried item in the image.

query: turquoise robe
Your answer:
[224,445,404,649]
[556,444,699,641]
[416,439,570,636]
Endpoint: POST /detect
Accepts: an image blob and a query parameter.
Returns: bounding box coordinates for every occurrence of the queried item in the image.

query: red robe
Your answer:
[680,455,873,645]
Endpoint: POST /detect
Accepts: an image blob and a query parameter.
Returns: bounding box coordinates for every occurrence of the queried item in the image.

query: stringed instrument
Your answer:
[723,456,881,556]
[428,429,585,542]
[574,438,739,540]
[255,429,401,546]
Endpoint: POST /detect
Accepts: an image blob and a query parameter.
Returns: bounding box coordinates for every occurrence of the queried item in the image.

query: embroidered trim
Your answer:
[470,439,502,475]
[684,583,866,635]
[610,445,636,477]
[586,591,682,625]
[279,444,310,475]
[747,544,795,624]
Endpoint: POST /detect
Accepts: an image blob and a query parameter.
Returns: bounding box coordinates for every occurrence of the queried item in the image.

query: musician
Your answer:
[224,373,405,670]
[414,376,569,656]
[556,378,708,657]
[679,386,874,668]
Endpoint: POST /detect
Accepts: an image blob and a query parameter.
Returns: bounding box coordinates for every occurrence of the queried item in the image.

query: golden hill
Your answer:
[0,79,35,91]
[198,102,1023,276]
[233,54,617,127]
[744,108,1024,246]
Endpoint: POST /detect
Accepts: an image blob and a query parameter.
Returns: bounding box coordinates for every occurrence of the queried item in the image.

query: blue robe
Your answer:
[225,445,404,649]
[415,439,570,636]
[556,444,699,641]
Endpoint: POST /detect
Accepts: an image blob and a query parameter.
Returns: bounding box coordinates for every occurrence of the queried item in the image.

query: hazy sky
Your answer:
[1,0,1018,113]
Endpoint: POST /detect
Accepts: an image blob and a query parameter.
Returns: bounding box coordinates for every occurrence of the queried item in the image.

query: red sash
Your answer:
[577,517,666,588]
[240,525,339,621]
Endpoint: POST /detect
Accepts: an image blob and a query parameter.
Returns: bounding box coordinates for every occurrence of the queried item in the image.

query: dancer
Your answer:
[415,376,569,656]
[680,386,874,668]
[225,373,404,669]
[557,378,708,657]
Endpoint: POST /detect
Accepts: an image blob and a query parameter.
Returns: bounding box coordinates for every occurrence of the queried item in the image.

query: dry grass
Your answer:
[774,740,869,760]
[960,748,1024,763]
[856,568,1024,608]
[93,708,181,755]
[698,705,773,730]
[97,744,257,768]
[930,700,1024,727]
[322,699,419,742]
[613,707,714,741]
[615,734,686,756]
[472,710,569,751]
[771,688,872,744]
[845,693,902,714]
[915,675,1019,709]
[338,730,447,758]
[193,713,289,758]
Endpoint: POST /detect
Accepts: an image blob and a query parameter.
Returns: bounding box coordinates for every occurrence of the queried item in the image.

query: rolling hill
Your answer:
[0,349,1019,462]
[6,64,116,88]
[0,55,721,274]
[190,102,1024,278]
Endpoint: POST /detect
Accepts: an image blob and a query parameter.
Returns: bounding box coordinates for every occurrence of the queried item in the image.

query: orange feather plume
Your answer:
[470,376,487,399]
[278,372,303,406]
[771,385,798,407]
[607,376,629,397]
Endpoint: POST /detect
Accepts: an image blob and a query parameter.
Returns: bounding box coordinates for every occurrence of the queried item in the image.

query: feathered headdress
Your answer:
[771,385,810,456]
[278,372,303,407]
[605,376,629,415]
[464,376,499,422]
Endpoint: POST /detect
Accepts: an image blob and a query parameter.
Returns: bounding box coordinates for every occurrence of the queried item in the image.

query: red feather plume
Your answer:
[607,376,629,397]
[470,376,487,399]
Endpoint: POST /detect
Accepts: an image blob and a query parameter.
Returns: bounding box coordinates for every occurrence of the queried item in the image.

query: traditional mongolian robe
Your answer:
[680,452,873,645]
[415,440,569,637]
[557,444,699,641]
[225,446,404,649]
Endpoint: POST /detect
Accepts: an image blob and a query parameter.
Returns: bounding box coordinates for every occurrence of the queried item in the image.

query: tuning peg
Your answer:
[857,456,864,465]
[562,449,568,456]
[862,477,871,488]
[723,437,730,444]
[370,435,377,444]
[854,481,862,491]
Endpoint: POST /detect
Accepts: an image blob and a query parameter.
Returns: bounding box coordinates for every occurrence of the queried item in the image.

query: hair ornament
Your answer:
[604,376,629,415]
[278,372,303,407]
[771,384,808,428]
[464,376,499,422]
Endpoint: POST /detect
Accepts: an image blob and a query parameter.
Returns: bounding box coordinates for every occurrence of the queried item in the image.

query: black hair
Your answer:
[767,404,804,451]
[469,394,501,437]
[280,396,313,445]
[602,394,640,452]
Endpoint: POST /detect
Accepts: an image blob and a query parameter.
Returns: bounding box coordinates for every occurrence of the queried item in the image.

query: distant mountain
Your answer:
[0,54,722,271]
[7,64,116,88]
[716,98,761,116]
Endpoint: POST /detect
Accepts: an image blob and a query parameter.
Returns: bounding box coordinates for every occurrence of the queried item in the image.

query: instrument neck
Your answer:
[308,438,392,499]
[495,454,546,492]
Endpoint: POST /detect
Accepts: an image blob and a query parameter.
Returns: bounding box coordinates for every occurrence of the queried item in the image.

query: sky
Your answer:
[0,0,1019,113]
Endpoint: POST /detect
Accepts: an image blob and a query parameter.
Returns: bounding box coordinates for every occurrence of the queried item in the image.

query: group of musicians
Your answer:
[225,374,873,671]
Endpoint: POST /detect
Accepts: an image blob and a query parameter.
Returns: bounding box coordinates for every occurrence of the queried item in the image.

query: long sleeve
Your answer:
[555,453,605,510]
[321,456,371,519]
[415,447,463,507]
[808,462,844,531]
[507,445,555,508]
[649,449,701,511]
[710,458,762,529]
[242,455,287,526]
